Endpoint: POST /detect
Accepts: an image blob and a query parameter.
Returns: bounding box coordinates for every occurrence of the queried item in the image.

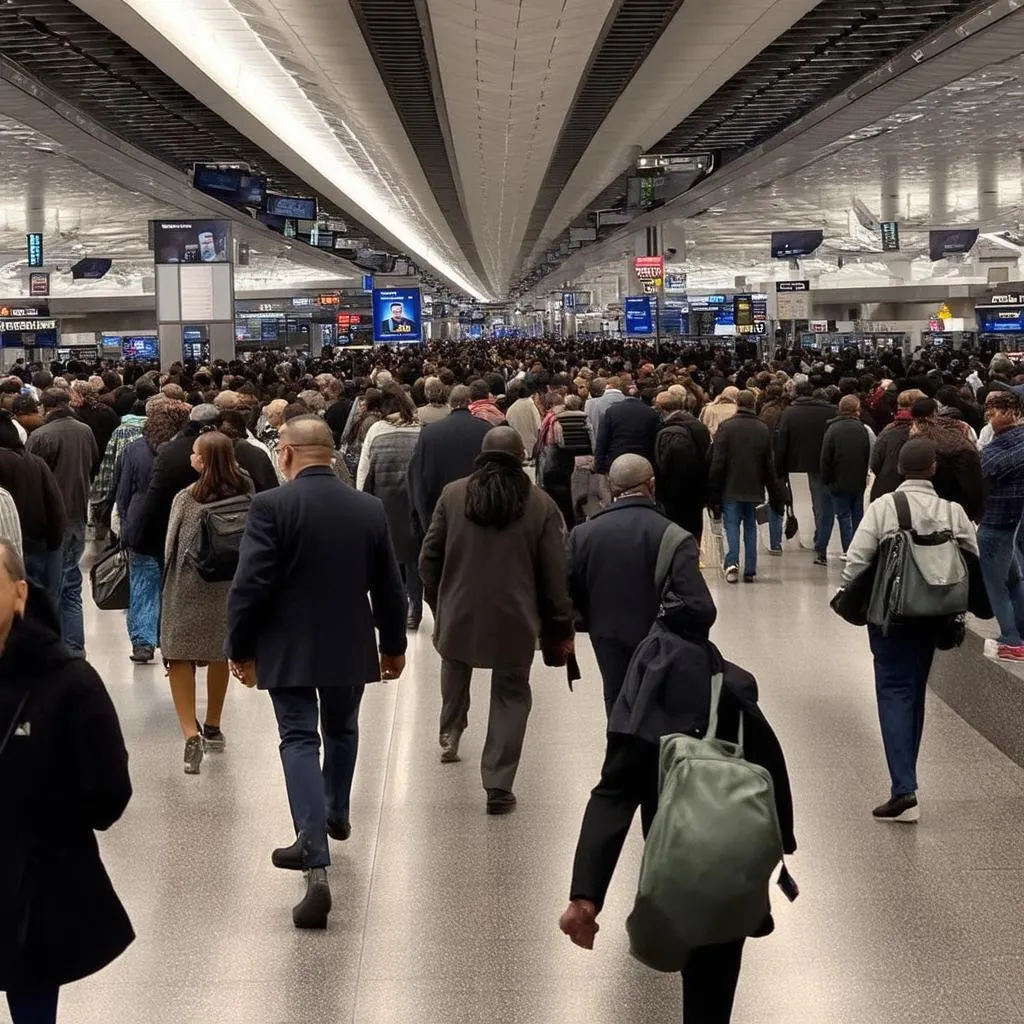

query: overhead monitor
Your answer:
[372,287,422,343]
[152,220,231,264]
[122,335,159,360]
[771,230,824,259]
[264,194,318,221]
[929,228,979,261]
[880,221,900,252]
[624,295,653,335]
[71,258,112,280]
[193,166,266,207]
[977,307,1024,333]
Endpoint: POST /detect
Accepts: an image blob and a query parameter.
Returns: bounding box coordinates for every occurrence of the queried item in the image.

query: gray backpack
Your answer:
[626,672,784,972]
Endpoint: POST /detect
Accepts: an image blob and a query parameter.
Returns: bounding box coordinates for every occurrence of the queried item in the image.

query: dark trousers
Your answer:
[439,659,532,792]
[592,635,636,717]
[7,988,59,1024]
[401,560,423,619]
[682,939,745,1024]
[868,623,936,798]
[268,685,365,867]
[808,473,834,556]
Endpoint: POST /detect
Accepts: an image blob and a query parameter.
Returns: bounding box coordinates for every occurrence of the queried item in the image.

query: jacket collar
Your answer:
[897,479,937,495]
[295,465,336,479]
[591,496,658,518]
[733,408,758,420]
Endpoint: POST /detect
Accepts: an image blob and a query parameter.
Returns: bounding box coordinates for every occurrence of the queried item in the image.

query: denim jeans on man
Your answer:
[830,492,865,552]
[807,473,834,556]
[767,507,783,551]
[268,684,365,867]
[23,542,62,608]
[868,622,936,798]
[127,552,161,648]
[977,524,1024,646]
[722,500,758,577]
[59,522,87,656]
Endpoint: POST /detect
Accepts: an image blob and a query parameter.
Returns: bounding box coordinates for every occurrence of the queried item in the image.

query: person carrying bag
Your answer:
[831,438,991,824]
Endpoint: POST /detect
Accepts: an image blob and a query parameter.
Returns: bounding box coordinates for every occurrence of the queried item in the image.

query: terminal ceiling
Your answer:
[0,0,1005,301]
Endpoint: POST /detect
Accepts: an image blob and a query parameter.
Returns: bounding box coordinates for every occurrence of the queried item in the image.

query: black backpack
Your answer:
[187,494,252,582]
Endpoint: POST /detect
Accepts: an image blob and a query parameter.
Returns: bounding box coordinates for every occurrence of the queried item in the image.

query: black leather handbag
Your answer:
[90,543,131,611]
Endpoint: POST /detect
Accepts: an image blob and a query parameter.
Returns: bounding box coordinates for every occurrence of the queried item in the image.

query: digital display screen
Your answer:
[881,221,900,252]
[265,194,318,221]
[771,230,824,258]
[624,295,653,335]
[27,233,43,267]
[123,336,158,360]
[260,319,281,343]
[977,307,1024,333]
[33,330,57,348]
[930,229,979,261]
[372,287,422,343]
[152,220,231,264]
[193,166,265,207]
[71,258,112,280]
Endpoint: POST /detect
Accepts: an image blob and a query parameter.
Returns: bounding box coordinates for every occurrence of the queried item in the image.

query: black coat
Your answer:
[134,425,202,558]
[869,420,911,501]
[233,441,279,495]
[820,415,871,496]
[708,408,784,508]
[0,589,133,990]
[227,466,407,689]
[78,401,121,463]
[568,498,716,649]
[775,397,835,476]
[0,447,66,552]
[654,412,711,534]
[407,409,492,534]
[594,398,660,474]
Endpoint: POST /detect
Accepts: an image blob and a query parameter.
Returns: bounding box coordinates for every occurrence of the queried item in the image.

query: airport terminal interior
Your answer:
[7,0,1024,1021]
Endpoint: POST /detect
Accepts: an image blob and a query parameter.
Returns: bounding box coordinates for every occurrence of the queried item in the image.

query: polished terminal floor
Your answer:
[50,549,1024,1024]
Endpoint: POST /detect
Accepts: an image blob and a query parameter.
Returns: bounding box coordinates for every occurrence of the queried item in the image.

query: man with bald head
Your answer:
[568,454,716,715]
[228,415,408,929]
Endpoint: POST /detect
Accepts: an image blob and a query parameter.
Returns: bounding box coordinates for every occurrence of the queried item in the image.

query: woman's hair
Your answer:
[464,451,530,529]
[143,399,190,449]
[0,410,23,450]
[379,383,415,423]
[190,431,248,504]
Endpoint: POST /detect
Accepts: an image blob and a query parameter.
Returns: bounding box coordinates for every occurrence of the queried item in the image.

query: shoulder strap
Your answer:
[705,672,724,741]
[893,490,912,531]
[655,522,691,591]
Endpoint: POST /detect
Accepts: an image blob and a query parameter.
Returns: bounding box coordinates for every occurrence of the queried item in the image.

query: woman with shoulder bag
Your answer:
[161,431,253,775]
[840,438,988,824]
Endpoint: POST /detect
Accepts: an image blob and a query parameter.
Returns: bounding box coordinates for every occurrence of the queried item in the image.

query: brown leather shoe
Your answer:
[485,789,517,815]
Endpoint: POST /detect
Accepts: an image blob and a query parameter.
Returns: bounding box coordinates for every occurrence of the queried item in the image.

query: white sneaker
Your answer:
[984,638,998,659]
[725,564,739,584]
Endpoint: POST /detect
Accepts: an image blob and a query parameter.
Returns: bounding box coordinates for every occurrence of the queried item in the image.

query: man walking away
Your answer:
[568,454,716,715]
[820,395,871,555]
[708,390,784,584]
[420,427,574,815]
[227,416,408,929]
[26,388,99,656]
[593,388,660,474]
[653,392,711,540]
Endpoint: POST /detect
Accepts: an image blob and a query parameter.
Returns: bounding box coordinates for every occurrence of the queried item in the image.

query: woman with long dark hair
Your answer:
[161,431,252,774]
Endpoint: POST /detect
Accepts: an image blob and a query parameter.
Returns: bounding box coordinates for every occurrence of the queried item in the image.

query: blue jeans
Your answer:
[830,492,865,552]
[977,524,1024,647]
[768,507,783,550]
[7,987,59,1024]
[808,473,834,556]
[23,543,62,606]
[722,500,758,577]
[268,684,366,868]
[127,552,161,647]
[402,559,423,619]
[868,623,936,798]
[59,522,86,656]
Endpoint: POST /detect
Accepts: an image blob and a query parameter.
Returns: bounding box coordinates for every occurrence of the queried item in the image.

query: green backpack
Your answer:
[626,672,784,972]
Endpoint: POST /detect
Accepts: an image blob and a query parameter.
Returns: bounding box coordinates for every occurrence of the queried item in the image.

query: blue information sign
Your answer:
[26,233,43,268]
[372,287,423,343]
[624,295,653,335]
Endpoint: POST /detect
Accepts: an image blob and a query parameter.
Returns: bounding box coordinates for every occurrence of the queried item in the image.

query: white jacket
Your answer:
[842,480,978,586]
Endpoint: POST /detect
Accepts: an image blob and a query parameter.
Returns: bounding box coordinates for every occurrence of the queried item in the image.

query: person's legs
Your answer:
[127,552,161,648]
[740,502,758,577]
[911,637,935,764]
[59,521,86,655]
[977,526,1024,646]
[868,625,923,797]
[681,939,745,1024]
[6,987,59,1024]
[481,666,533,794]
[591,636,635,716]
[439,658,472,740]
[832,492,854,552]
[721,500,741,568]
[203,660,230,730]
[23,544,62,606]
[808,474,834,556]
[166,660,200,739]
[850,491,865,535]
[402,559,423,621]
[268,687,330,868]
[320,684,365,827]
[767,506,783,551]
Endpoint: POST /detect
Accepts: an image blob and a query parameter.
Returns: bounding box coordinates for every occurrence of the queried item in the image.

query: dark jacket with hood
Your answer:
[568,586,796,914]
[0,586,134,990]
[0,445,66,552]
[654,412,711,534]
[775,396,835,476]
[820,414,871,496]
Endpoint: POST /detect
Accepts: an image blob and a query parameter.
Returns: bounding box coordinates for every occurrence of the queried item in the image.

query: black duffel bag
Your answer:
[90,543,131,611]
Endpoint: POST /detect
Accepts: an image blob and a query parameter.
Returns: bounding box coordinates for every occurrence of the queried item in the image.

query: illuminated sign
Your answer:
[26,233,43,267]
[372,288,422,343]
[0,318,57,330]
[28,273,49,298]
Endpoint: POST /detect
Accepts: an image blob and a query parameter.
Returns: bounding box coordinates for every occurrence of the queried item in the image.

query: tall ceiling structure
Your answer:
[0,0,1008,300]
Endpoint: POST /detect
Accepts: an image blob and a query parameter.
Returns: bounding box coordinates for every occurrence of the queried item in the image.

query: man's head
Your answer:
[736,389,755,411]
[189,403,221,430]
[424,376,445,404]
[213,390,240,411]
[481,426,525,463]
[588,377,606,399]
[0,538,28,652]
[985,389,1021,434]
[609,454,655,500]
[990,354,1015,379]
[40,387,71,412]
[390,302,405,320]
[838,394,860,417]
[898,438,937,480]
[278,415,335,481]
[469,379,491,402]
[449,384,473,410]
[897,388,926,410]
[655,390,683,414]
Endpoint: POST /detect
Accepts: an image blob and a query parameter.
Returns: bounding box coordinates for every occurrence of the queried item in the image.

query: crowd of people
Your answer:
[1,336,1023,1023]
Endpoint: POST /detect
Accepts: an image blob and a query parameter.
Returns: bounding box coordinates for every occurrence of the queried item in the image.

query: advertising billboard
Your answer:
[372,287,422,343]
[624,295,653,335]
[152,220,232,264]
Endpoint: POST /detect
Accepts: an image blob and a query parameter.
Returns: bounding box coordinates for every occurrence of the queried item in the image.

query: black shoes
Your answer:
[872,794,919,823]
[406,614,422,631]
[293,868,332,930]
[130,644,155,664]
[440,731,462,764]
[327,818,351,842]
[183,735,204,775]
[272,835,313,871]
[201,723,226,752]
[814,553,828,566]
[486,789,517,815]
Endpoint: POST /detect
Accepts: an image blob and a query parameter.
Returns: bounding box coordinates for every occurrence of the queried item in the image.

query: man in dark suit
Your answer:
[407,384,492,536]
[227,416,407,930]
[593,390,660,474]
[568,455,716,715]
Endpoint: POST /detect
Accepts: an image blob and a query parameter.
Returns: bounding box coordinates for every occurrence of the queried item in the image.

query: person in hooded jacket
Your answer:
[653,391,711,540]
[559,575,796,1024]
[0,540,133,1024]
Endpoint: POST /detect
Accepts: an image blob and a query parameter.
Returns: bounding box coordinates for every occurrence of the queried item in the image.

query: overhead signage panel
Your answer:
[152,220,232,264]
[624,295,653,336]
[776,280,811,321]
[26,233,43,268]
[0,318,57,330]
[372,287,422,343]
[880,221,900,252]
